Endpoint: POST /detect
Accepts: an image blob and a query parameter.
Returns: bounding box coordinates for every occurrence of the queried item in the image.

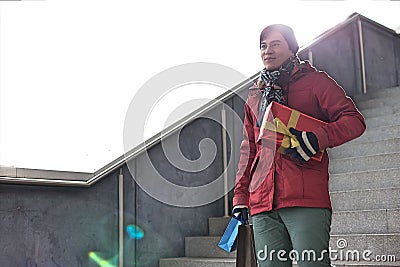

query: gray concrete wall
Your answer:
[298,15,400,97]
[299,22,362,97]
[0,173,118,267]
[362,22,399,91]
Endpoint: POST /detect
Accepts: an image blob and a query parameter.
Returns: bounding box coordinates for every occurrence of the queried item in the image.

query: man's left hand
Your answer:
[285,127,319,162]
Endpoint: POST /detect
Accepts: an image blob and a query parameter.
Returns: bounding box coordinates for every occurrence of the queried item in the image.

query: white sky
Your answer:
[0,0,399,173]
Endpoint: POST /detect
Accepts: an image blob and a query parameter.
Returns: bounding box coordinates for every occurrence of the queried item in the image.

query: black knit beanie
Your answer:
[260,24,299,54]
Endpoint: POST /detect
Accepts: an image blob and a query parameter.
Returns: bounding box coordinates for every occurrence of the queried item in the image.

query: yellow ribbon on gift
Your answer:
[260,110,301,153]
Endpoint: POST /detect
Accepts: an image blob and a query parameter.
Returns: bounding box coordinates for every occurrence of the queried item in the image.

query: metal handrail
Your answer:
[0,176,88,187]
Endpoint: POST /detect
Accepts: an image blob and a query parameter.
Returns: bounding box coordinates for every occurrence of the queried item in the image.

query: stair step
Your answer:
[357,95,400,110]
[329,168,400,192]
[210,208,400,236]
[331,187,400,211]
[355,86,400,102]
[328,138,400,158]
[209,217,231,237]
[185,236,236,258]
[159,258,397,267]
[331,260,399,266]
[329,234,400,263]
[159,257,235,267]
[351,124,400,144]
[168,234,400,266]
[360,105,400,118]
[364,114,400,129]
[331,209,400,235]
[329,153,400,174]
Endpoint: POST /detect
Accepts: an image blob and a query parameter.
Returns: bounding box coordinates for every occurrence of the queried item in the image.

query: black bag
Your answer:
[236,224,257,267]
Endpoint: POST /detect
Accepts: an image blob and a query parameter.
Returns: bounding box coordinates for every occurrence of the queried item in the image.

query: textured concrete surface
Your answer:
[331,188,400,211]
[329,168,400,192]
[328,138,400,158]
[351,124,400,144]
[330,234,400,262]
[364,114,400,128]
[329,153,400,174]
[357,96,400,110]
[185,236,236,258]
[0,171,119,267]
[159,257,236,267]
[355,86,400,102]
[208,216,231,236]
[331,209,400,235]
[360,105,400,118]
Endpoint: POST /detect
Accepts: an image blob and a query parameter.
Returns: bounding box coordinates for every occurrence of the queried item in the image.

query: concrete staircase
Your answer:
[159,86,400,267]
[159,216,236,267]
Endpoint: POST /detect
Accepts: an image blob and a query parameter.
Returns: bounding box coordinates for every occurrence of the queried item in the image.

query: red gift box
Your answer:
[257,102,328,162]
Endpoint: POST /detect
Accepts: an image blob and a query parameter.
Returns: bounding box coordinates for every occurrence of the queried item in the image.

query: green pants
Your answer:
[252,207,332,267]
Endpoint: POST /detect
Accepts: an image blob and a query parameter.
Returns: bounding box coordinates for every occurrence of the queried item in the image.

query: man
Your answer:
[232,24,366,267]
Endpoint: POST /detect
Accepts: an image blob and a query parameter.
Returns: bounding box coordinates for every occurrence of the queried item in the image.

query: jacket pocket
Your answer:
[293,155,323,170]
[302,165,325,199]
[249,147,274,193]
[281,157,303,200]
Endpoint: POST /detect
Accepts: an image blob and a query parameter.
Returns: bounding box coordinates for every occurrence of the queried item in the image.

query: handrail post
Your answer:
[358,17,367,94]
[221,107,229,217]
[119,168,124,267]
[308,49,313,65]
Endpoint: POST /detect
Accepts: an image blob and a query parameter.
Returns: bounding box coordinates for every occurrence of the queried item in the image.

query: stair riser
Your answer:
[209,217,231,237]
[185,236,236,258]
[331,188,400,211]
[365,115,400,129]
[350,125,400,144]
[183,235,400,264]
[160,258,398,267]
[329,235,400,262]
[329,154,400,174]
[210,209,400,235]
[361,105,400,118]
[329,169,400,192]
[330,262,398,267]
[159,258,236,267]
[355,86,400,102]
[331,209,400,235]
[357,97,400,110]
[328,139,400,158]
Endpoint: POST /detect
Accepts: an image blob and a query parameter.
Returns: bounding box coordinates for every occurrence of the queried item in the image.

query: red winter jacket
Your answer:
[233,62,366,215]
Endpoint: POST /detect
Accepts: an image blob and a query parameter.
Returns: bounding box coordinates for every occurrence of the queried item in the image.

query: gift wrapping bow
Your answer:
[260,109,301,153]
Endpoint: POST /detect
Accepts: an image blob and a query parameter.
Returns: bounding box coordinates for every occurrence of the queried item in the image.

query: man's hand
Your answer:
[285,127,319,162]
[232,205,249,224]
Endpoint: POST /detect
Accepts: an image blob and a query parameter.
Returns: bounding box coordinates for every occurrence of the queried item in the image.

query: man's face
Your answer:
[260,30,294,71]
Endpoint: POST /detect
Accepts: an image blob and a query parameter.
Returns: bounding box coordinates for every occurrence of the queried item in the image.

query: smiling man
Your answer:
[232,24,366,267]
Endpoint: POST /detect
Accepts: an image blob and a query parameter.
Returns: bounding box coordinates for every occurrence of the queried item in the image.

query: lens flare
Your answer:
[126,224,144,239]
[88,252,117,267]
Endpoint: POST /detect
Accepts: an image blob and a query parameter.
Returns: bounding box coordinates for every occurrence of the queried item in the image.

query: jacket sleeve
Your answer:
[312,72,366,150]
[232,100,257,207]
